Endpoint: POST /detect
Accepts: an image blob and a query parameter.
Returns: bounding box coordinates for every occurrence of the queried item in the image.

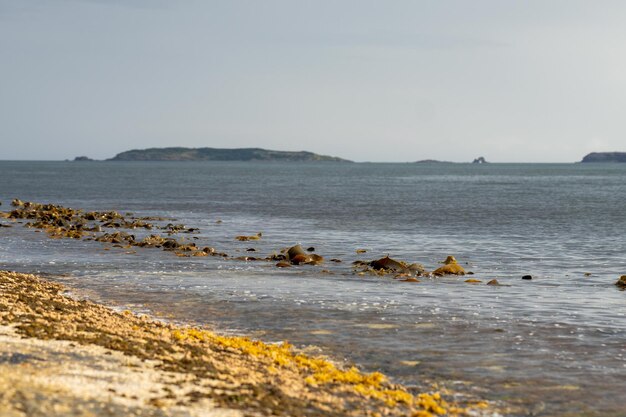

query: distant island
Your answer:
[581,152,626,163]
[73,156,94,162]
[107,147,351,162]
[413,156,488,164]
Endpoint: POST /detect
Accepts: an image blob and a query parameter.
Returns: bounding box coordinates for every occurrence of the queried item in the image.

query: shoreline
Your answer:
[0,270,494,417]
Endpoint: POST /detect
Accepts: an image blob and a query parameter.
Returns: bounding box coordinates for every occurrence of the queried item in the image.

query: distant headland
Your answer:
[100,147,352,162]
[580,152,626,163]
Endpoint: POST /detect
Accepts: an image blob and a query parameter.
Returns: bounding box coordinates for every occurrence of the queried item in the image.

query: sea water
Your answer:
[1,161,625,416]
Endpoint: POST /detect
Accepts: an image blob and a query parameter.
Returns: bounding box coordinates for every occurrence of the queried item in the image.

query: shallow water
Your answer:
[1,161,625,416]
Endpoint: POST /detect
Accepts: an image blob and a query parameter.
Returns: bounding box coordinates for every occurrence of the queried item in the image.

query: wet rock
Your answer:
[486,279,501,286]
[407,263,425,274]
[401,278,420,283]
[522,275,533,280]
[330,258,342,263]
[290,254,310,265]
[11,199,24,207]
[161,239,180,250]
[433,256,466,276]
[246,248,256,252]
[284,244,324,265]
[276,261,291,268]
[615,275,626,288]
[464,279,482,284]
[94,232,135,244]
[370,256,409,273]
[356,249,367,254]
[306,247,315,252]
[287,244,306,259]
[235,232,262,241]
[202,247,215,254]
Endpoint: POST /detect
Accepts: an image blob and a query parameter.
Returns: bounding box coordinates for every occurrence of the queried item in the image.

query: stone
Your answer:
[615,275,626,288]
[433,256,466,276]
[370,256,408,273]
[522,275,533,280]
[486,279,500,286]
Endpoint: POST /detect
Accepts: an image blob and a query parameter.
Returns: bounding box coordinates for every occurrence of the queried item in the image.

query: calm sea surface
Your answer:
[1,161,625,416]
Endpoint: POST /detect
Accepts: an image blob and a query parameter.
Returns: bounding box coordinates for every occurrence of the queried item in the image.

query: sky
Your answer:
[1,0,626,162]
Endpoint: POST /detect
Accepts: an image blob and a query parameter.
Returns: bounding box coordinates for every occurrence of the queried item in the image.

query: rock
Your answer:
[276,261,291,268]
[407,263,425,274]
[306,247,315,252]
[290,254,309,265]
[287,244,307,260]
[464,279,482,283]
[522,275,533,280]
[73,156,93,161]
[472,156,488,164]
[235,232,262,241]
[615,276,626,288]
[356,249,367,254]
[486,279,500,286]
[285,244,324,265]
[433,256,466,276]
[370,256,409,273]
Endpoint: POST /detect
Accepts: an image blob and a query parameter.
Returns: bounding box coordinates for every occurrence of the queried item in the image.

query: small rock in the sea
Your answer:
[433,256,466,276]
[246,248,256,252]
[306,247,315,252]
[370,256,409,273]
[615,275,626,288]
[584,272,592,277]
[401,278,420,283]
[486,279,501,286]
[276,261,291,268]
[330,258,342,263]
[522,275,533,280]
[356,249,367,254]
[235,232,262,241]
[285,244,324,265]
[464,279,482,283]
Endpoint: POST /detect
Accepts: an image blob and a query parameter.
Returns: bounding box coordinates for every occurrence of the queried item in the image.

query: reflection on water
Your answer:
[1,161,626,416]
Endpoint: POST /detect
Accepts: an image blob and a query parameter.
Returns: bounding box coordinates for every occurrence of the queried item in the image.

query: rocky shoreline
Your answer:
[0,270,497,417]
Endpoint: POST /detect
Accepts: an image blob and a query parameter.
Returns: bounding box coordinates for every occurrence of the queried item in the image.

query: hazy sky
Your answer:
[2,1,626,162]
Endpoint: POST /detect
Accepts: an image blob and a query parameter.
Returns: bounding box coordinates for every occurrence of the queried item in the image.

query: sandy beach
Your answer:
[0,270,496,417]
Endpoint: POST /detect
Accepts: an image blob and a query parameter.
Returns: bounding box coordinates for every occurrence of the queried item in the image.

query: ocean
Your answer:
[1,161,625,416]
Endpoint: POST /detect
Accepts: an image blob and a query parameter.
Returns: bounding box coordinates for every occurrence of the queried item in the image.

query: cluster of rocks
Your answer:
[4,199,215,257]
[5,199,622,287]
[352,255,476,282]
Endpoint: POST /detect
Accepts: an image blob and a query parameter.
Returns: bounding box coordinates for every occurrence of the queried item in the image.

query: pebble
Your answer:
[522,275,533,280]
